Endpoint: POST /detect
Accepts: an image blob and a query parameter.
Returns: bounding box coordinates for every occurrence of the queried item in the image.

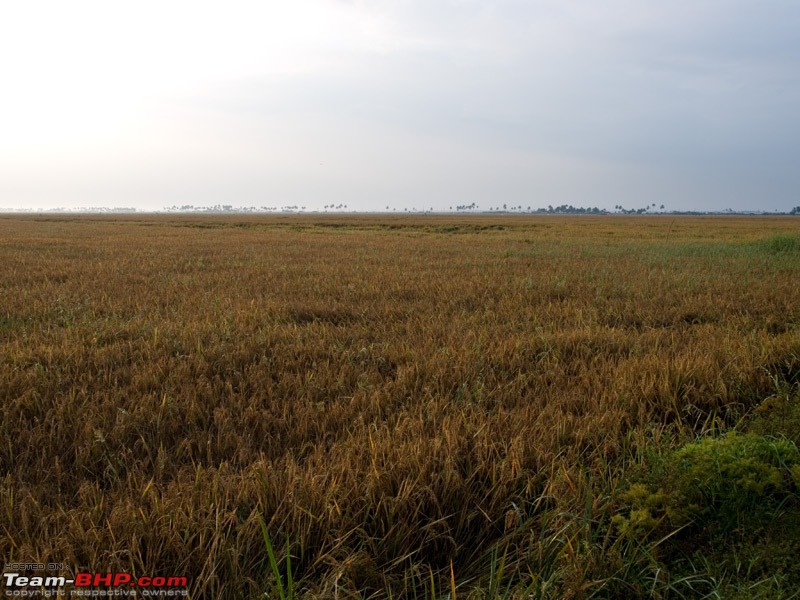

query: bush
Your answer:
[615,432,800,541]
[671,433,799,532]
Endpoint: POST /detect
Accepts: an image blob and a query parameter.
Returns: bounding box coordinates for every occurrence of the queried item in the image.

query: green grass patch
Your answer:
[756,234,800,255]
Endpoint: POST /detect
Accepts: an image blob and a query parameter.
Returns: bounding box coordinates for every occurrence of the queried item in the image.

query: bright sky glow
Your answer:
[1,0,799,211]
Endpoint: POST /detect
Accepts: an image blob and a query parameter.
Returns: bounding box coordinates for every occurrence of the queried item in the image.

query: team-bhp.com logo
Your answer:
[3,569,188,597]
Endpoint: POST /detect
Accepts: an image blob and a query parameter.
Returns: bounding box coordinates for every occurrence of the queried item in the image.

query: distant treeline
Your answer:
[2,204,799,215]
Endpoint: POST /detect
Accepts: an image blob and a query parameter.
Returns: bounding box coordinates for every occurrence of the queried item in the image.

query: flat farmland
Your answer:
[1,214,799,598]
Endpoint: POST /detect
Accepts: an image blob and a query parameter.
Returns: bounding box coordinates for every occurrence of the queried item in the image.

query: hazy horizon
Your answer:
[2,1,799,213]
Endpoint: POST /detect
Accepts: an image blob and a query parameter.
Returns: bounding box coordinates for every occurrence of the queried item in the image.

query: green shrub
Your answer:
[670,432,799,533]
[611,483,671,540]
[615,432,800,541]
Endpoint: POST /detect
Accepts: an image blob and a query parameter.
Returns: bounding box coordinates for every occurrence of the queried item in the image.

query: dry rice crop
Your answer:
[1,214,799,598]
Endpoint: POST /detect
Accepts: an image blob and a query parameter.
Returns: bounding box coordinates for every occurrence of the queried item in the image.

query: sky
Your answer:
[1,0,799,212]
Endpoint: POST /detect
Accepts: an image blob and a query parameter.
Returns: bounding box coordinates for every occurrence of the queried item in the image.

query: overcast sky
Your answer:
[1,0,798,212]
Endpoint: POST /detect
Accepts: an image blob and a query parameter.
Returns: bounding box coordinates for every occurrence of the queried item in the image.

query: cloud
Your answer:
[1,0,798,210]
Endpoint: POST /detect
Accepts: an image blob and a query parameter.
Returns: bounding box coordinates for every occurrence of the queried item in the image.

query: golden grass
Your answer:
[1,214,798,597]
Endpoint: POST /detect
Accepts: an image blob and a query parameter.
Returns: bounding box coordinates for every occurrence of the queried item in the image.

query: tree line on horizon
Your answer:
[3,204,799,215]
